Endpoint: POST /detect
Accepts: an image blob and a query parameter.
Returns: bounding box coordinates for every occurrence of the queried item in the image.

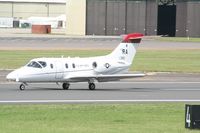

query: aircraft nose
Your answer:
[6,70,18,81]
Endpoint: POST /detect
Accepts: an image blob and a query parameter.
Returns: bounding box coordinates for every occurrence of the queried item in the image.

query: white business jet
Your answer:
[6,33,145,90]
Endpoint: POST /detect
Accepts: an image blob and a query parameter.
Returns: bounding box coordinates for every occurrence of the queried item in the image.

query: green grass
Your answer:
[0,50,200,73]
[0,103,197,133]
[0,50,109,69]
[157,37,200,42]
[134,50,200,73]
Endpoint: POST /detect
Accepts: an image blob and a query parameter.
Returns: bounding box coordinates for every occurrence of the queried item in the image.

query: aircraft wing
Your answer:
[65,73,145,82]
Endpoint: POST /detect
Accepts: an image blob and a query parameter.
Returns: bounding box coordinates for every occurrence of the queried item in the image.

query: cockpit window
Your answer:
[38,61,47,67]
[27,61,42,68]
[50,64,53,69]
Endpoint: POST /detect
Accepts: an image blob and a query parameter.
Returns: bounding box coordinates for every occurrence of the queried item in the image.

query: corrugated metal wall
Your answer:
[86,0,149,36]
[86,0,106,35]
[106,0,126,35]
[146,0,157,35]
[86,0,200,37]
[126,0,146,34]
[0,3,13,17]
[176,0,187,37]
[0,2,65,19]
[187,0,200,37]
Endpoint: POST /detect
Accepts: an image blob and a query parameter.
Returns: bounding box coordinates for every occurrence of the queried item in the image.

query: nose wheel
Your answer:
[19,83,26,91]
[89,83,95,90]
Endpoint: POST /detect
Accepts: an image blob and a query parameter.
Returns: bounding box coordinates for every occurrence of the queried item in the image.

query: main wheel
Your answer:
[19,84,25,91]
[62,83,70,90]
[89,83,95,90]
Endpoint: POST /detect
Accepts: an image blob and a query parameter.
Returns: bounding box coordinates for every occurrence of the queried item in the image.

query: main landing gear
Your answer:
[89,83,95,90]
[62,83,70,90]
[62,82,96,90]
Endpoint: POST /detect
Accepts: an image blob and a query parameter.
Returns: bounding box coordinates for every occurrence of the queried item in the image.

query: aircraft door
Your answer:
[55,61,64,79]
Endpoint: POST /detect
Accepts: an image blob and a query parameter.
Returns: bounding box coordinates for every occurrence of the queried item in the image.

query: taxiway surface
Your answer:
[0,81,200,103]
[0,36,200,50]
[1,70,200,103]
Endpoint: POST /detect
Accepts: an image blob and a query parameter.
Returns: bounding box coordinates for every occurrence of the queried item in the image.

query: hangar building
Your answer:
[0,0,66,19]
[0,0,199,37]
[66,0,200,37]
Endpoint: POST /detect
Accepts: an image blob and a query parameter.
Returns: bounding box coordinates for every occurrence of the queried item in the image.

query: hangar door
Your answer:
[187,2,200,37]
[86,0,146,35]
[157,4,176,37]
[86,0,106,35]
[106,0,126,35]
[126,0,146,34]
[176,1,187,37]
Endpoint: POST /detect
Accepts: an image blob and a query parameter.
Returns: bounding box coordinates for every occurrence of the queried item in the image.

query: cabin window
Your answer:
[92,62,97,68]
[50,64,53,69]
[65,63,68,69]
[72,63,75,68]
[38,61,47,68]
[27,61,42,68]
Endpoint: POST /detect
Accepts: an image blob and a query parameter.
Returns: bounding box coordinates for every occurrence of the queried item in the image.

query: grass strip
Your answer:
[0,103,195,133]
[157,37,200,42]
[0,50,200,73]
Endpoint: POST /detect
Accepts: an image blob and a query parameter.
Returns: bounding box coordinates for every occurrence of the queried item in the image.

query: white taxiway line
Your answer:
[0,100,200,103]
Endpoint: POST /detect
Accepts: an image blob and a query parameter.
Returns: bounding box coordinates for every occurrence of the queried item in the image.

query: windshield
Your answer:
[38,61,47,67]
[27,61,42,68]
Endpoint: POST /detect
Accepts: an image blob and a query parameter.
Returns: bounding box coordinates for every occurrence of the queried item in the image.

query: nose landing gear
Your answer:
[19,83,27,91]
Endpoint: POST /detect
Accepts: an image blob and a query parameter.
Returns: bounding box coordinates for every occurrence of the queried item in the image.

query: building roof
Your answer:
[0,0,65,3]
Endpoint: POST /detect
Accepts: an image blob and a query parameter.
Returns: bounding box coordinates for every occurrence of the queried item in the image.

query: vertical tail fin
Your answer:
[109,33,143,64]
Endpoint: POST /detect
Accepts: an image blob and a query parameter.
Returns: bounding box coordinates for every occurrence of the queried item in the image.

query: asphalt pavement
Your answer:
[0,28,200,50]
[0,82,200,103]
[0,36,200,50]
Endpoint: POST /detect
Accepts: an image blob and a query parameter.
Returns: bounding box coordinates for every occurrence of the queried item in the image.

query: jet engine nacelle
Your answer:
[92,61,114,74]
